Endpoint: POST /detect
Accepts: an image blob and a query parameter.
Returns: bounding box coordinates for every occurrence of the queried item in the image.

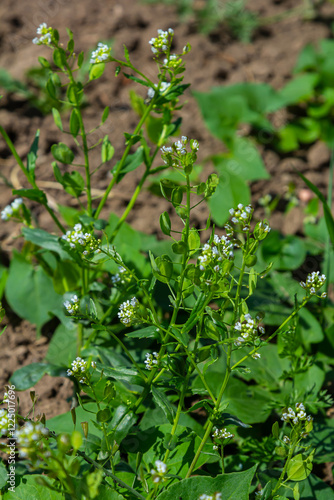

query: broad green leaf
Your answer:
[112,147,144,183]
[5,252,64,332]
[10,362,66,390]
[298,308,324,346]
[96,364,144,386]
[46,322,77,366]
[153,255,173,284]
[156,465,257,499]
[4,474,64,500]
[208,172,250,226]
[212,137,269,182]
[51,142,75,164]
[53,47,67,68]
[12,188,47,205]
[61,171,85,197]
[126,326,159,339]
[101,106,109,124]
[287,452,313,481]
[278,73,318,106]
[21,227,70,260]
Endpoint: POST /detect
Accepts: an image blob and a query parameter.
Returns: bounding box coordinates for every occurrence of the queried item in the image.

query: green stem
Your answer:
[109,146,159,243]
[63,62,92,216]
[0,125,66,233]
[271,439,298,497]
[186,247,248,477]
[163,367,192,464]
[94,99,156,219]
[77,450,146,500]
[231,297,309,372]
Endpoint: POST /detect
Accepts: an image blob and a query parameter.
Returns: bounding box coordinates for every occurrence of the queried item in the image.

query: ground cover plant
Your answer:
[0,21,333,500]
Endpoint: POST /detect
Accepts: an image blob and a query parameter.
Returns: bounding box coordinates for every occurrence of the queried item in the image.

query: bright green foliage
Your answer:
[0,23,332,500]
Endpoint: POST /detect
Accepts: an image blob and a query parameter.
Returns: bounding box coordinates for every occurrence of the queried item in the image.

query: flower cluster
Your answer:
[111,266,132,287]
[234,314,265,347]
[118,297,140,326]
[149,29,174,56]
[147,81,171,100]
[15,421,49,459]
[212,427,234,450]
[151,460,167,483]
[64,295,79,315]
[253,220,271,241]
[281,403,312,425]
[90,42,111,64]
[0,409,10,436]
[32,23,53,46]
[199,493,222,500]
[67,357,96,384]
[198,234,234,272]
[61,223,101,258]
[160,136,199,168]
[163,53,183,70]
[1,198,23,221]
[229,204,253,231]
[300,271,326,296]
[144,352,159,370]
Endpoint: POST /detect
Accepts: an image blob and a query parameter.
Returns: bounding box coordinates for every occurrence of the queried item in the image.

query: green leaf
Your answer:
[95,364,144,386]
[53,47,67,68]
[26,130,40,182]
[101,135,115,163]
[12,188,47,205]
[46,322,77,366]
[69,108,80,137]
[10,362,66,390]
[153,255,173,284]
[278,73,318,106]
[51,142,75,164]
[21,227,70,260]
[5,251,65,332]
[89,62,105,81]
[298,308,324,346]
[296,170,334,247]
[212,137,269,182]
[287,452,313,481]
[61,171,85,197]
[4,474,64,500]
[152,386,176,424]
[156,465,257,499]
[77,51,84,68]
[208,172,250,226]
[112,147,144,183]
[172,241,188,254]
[52,107,63,131]
[101,106,109,124]
[126,326,159,339]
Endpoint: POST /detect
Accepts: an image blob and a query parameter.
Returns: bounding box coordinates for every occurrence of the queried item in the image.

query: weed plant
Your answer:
[0,24,333,500]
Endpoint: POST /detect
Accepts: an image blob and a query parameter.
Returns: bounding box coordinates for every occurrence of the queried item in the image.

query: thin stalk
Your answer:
[324,145,334,298]
[163,367,192,464]
[94,99,156,219]
[186,246,248,478]
[0,125,66,233]
[77,450,146,500]
[231,297,309,372]
[109,146,159,243]
[271,439,298,497]
[63,62,92,216]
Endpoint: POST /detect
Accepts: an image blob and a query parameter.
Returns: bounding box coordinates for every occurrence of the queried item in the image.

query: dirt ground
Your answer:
[0,0,333,436]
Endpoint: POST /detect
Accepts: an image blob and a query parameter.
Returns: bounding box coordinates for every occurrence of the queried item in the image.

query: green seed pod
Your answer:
[245,255,257,267]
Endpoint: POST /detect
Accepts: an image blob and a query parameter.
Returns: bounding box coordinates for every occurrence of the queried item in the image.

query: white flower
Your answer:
[33,23,53,45]
[64,295,79,315]
[90,42,110,64]
[300,271,326,294]
[144,352,159,370]
[151,460,167,483]
[118,297,140,326]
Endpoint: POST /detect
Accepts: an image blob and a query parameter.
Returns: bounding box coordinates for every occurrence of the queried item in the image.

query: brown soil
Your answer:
[0,0,333,421]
